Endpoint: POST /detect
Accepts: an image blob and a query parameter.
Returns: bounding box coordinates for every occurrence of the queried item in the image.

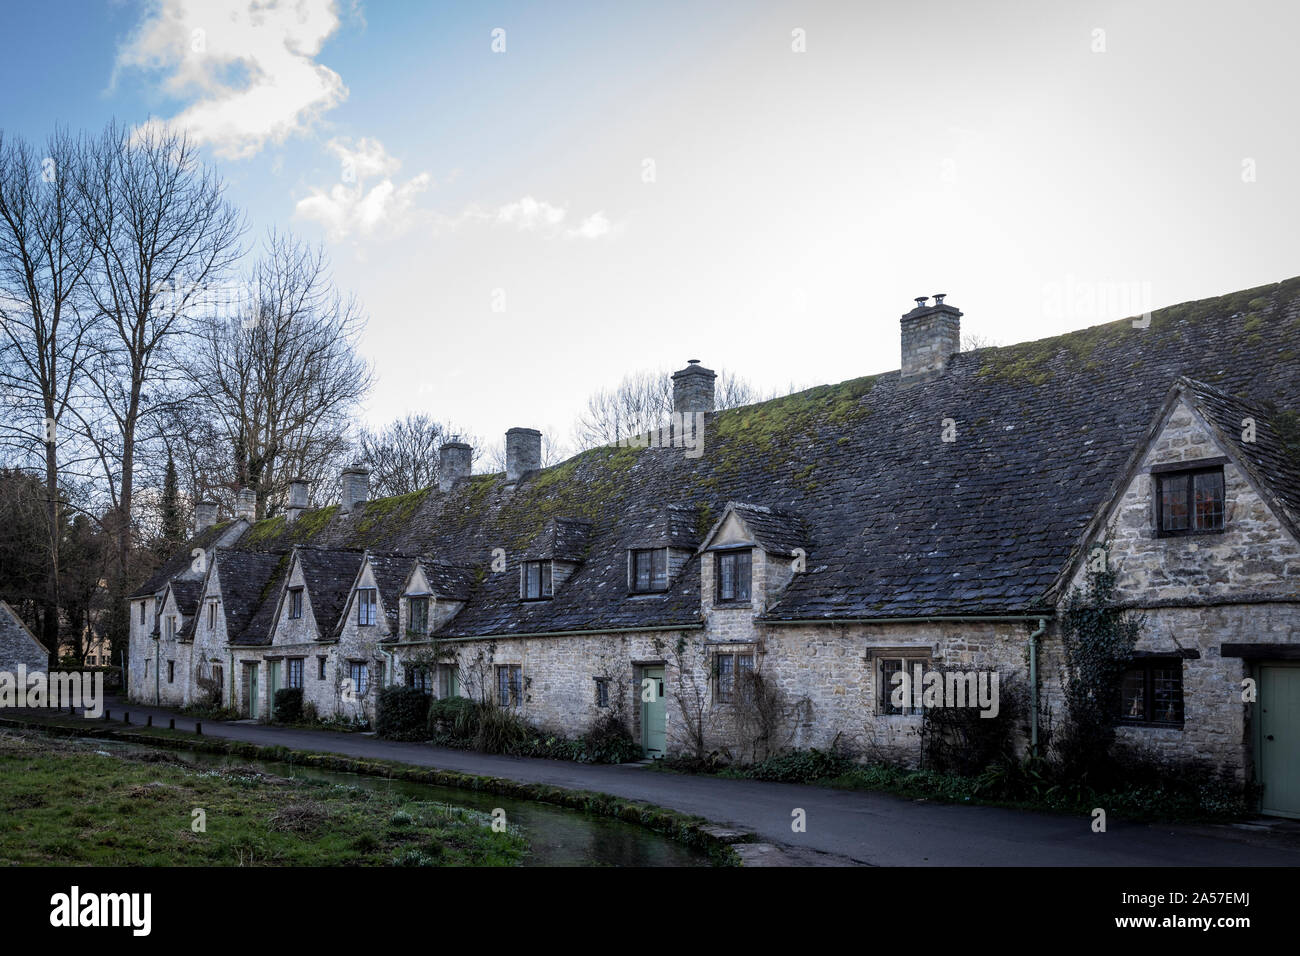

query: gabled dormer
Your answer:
[519,517,592,600]
[697,502,808,612]
[626,505,699,594]
[401,557,476,637]
[271,547,365,644]
[345,548,416,639]
[1060,376,1300,603]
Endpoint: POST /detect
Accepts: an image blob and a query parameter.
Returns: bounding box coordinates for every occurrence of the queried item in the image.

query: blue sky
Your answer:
[3,0,1297,453]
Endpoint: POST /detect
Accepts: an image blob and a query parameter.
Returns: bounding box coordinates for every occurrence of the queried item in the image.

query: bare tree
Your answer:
[358,414,481,498]
[961,332,1003,352]
[185,230,372,519]
[571,367,767,450]
[73,120,244,655]
[0,127,97,655]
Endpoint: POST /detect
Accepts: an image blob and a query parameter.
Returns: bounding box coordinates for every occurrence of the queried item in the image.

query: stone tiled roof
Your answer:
[365,551,417,635]
[295,547,365,638]
[707,501,808,557]
[130,522,235,598]
[637,505,701,550]
[416,559,477,601]
[521,517,592,562]
[141,276,1300,635]
[213,550,290,645]
[0,600,47,662]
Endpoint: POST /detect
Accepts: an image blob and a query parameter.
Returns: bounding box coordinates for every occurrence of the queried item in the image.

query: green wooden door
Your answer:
[244,663,259,720]
[268,661,282,720]
[1260,664,1300,819]
[641,667,666,758]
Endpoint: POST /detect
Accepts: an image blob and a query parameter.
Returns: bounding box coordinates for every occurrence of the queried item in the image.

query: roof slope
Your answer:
[150,276,1300,634]
[213,550,290,645]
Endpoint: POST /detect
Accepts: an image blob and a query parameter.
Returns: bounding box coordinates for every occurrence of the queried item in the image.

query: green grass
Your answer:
[0,731,527,866]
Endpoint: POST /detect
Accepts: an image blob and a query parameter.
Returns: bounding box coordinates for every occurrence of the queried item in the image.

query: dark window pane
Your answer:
[1152,666,1183,723]
[541,563,552,596]
[716,654,734,702]
[1160,474,1189,531]
[1194,471,1225,530]
[737,551,752,600]
[652,549,668,590]
[1120,669,1146,720]
[635,551,651,590]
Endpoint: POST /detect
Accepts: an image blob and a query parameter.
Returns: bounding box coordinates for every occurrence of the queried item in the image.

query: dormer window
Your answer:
[288,588,303,619]
[408,596,429,635]
[715,549,752,603]
[1154,462,1225,535]
[630,548,669,593]
[522,561,553,600]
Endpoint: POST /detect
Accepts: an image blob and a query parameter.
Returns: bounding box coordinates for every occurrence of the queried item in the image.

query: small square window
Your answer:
[522,562,553,600]
[1156,466,1225,535]
[712,650,754,704]
[878,656,931,715]
[630,549,669,593]
[715,550,752,603]
[1118,659,1184,727]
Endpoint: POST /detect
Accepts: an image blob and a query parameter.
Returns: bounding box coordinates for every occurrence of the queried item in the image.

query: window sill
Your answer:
[1154,528,1225,538]
[1118,720,1184,730]
[520,597,553,603]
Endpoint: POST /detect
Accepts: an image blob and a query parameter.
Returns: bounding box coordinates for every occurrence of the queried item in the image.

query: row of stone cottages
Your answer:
[128,278,1300,817]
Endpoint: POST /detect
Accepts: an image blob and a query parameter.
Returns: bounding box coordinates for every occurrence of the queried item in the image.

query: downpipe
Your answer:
[1028,618,1048,757]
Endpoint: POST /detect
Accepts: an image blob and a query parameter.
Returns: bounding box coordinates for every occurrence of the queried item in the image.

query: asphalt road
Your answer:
[62,697,1300,866]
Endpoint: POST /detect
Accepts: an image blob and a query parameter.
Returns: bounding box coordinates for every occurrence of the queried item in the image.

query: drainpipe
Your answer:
[1028,618,1048,758]
[228,650,235,709]
[154,639,160,706]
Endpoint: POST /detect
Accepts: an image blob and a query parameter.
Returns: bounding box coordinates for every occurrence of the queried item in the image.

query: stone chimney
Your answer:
[194,501,219,535]
[671,359,716,413]
[439,440,472,492]
[285,479,310,523]
[341,463,371,513]
[235,487,257,523]
[505,428,541,482]
[900,294,962,379]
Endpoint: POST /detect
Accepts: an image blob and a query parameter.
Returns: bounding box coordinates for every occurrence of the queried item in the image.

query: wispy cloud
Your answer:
[436,196,618,240]
[117,0,347,159]
[294,137,432,240]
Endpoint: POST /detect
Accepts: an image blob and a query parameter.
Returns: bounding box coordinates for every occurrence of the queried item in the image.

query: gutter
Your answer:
[391,622,705,646]
[759,614,1054,625]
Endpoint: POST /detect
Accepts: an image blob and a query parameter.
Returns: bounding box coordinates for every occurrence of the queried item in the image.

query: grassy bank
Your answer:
[0,714,746,864]
[0,730,527,866]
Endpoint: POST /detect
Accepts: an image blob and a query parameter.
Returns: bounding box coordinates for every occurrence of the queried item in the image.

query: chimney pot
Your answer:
[671,359,717,414]
[341,463,371,513]
[914,296,929,308]
[933,293,946,305]
[505,428,541,483]
[439,440,473,491]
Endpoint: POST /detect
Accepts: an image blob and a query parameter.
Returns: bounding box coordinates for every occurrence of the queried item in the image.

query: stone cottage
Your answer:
[0,600,50,676]
[128,277,1300,818]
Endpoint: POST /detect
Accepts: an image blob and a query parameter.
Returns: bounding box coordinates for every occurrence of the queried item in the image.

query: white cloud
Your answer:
[435,196,617,240]
[294,137,432,241]
[496,196,567,231]
[567,211,612,240]
[117,0,347,159]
